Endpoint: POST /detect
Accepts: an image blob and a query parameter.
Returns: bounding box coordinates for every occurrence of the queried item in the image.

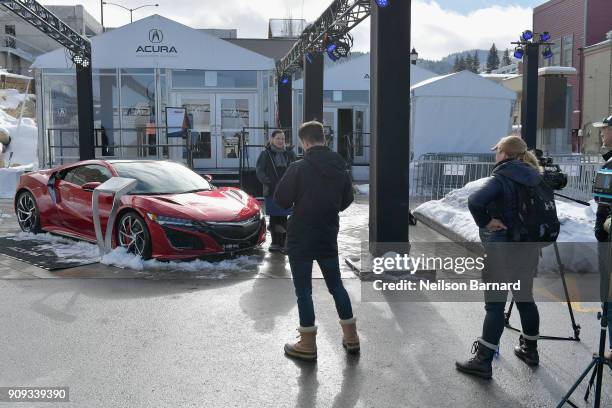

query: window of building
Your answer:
[4,25,15,48]
[562,35,573,67]
[551,39,561,66]
[171,70,257,89]
[120,69,156,156]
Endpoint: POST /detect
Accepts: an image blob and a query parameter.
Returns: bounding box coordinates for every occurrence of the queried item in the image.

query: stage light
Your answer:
[280,76,289,85]
[540,31,551,42]
[521,30,533,41]
[375,0,389,7]
[542,46,553,59]
[326,43,337,53]
[327,50,339,62]
[514,46,524,60]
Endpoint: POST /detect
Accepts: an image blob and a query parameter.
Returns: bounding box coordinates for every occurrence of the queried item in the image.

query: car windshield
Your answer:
[111,161,213,195]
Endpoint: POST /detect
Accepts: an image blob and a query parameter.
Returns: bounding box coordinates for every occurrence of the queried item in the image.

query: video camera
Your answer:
[534,149,568,191]
[593,168,612,206]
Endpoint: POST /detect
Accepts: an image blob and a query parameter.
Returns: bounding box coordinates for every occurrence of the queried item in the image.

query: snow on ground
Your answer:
[355,184,369,195]
[13,231,261,276]
[413,177,598,273]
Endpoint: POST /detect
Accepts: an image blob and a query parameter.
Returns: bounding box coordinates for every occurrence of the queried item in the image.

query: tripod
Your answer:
[504,242,581,341]
[556,301,610,407]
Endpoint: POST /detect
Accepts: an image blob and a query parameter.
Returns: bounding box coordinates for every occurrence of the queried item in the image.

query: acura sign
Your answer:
[136,28,177,55]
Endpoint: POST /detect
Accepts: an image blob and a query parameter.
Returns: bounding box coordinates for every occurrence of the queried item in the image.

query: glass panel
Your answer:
[171,70,257,89]
[222,131,242,159]
[120,72,156,158]
[172,70,205,88]
[221,98,249,129]
[343,90,369,104]
[551,39,561,66]
[43,74,79,163]
[92,71,119,156]
[562,35,573,67]
[183,100,212,160]
[355,110,364,156]
[217,71,257,88]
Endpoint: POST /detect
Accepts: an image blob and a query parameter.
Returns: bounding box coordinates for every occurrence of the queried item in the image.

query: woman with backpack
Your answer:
[256,130,297,253]
[456,135,549,379]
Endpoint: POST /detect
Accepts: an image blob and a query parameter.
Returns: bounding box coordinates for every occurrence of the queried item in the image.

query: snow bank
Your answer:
[414,177,599,273]
[0,164,33,198]
[355,184,369,195]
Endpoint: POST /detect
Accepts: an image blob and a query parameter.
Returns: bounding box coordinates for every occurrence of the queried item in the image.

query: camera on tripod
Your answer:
[592,169,612,206]
[534,149,568,191]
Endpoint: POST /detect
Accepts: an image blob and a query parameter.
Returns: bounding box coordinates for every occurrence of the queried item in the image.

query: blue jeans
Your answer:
[289,256,353,327]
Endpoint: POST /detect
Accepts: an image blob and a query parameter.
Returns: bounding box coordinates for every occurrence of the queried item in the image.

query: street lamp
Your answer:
[410,47,418,65]
[102,2,159,23]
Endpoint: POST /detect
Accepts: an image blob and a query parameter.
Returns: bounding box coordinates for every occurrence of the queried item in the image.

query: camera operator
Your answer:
[593,115,612,361]
[456,135,544,379]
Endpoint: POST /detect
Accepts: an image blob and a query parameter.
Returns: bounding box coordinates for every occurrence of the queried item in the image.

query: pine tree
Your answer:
[486,43,500,73]
[473,51,481,73]
[502,48,512,67]
[457,56,466,71]
[465,54,474,73]
[453,55,460,72]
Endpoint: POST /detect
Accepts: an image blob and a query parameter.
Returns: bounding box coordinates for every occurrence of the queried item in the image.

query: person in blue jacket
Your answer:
[456,135,542,379]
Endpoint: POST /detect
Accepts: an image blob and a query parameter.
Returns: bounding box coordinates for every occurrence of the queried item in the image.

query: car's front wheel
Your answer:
[116,211,152,259]
[15,191,41,233]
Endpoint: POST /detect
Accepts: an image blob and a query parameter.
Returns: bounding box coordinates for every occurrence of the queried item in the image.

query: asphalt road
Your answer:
[0,198,610,407]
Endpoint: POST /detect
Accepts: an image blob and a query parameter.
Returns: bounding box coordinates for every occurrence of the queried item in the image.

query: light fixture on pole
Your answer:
[410,47,418,65]
[102,2,159,23]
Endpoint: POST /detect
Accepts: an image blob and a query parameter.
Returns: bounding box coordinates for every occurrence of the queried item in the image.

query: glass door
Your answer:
[215,94,255,168]
[323,108,338,152]
[353,108,369,164]
[177,94,215,168]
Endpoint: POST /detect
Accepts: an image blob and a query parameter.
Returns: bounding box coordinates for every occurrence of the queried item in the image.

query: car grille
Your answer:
[204,216,263,242]
[162,227,204,250]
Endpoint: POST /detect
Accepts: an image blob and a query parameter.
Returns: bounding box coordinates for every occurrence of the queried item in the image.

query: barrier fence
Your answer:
[44,128,602,206]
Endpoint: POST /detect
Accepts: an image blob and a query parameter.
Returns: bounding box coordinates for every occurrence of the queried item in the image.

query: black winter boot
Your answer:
[455,340,495,379]
[269,232,281,252]
[514,335,539,366]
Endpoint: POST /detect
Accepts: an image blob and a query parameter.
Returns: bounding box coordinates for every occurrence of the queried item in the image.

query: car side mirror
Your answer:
[82,182,102,191]
[203,174,213,182]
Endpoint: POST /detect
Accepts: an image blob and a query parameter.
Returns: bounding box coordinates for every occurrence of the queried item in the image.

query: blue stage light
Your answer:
[376,0,389,7]
[281,76,289,85]
[327,43,337,53]
[514,46,524,60]
[327,50,339,62]
[540,31,551,42]
[521,30,534,41]
[542,46,553,59]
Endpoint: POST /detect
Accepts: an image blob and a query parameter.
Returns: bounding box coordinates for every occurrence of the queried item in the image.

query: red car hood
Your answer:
[136,188,259,222]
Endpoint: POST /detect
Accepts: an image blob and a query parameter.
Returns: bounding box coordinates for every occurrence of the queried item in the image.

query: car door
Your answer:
[57,164,112,240]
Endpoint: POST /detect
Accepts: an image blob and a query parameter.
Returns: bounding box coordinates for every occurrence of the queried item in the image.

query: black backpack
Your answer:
[510,180,560,244]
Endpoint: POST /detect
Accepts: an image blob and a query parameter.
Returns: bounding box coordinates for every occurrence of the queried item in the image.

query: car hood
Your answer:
[135,188,259,222]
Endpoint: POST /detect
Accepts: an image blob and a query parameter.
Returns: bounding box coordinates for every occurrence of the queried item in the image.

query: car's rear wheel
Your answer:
[16,191,41,233]
[116,211,152,259]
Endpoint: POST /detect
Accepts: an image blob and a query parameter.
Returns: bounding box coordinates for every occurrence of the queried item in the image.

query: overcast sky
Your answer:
[40,0,540,60]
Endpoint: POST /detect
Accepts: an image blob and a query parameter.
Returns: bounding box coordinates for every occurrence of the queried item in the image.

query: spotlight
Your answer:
[326,43,337,53]
[327,50,339,62]
[513,46,524,60]
[280,76,289,85]
[375,0,389,6]
[540,31,551,42]
[521,30,534,41]
[542,46,553,60]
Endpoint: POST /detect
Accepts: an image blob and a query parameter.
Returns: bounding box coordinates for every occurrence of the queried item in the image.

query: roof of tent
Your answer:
[411,70,516,100]
[292,54,437,91]
[31,15,275,70]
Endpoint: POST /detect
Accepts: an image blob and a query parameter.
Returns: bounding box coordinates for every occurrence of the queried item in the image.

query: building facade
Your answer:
[534,0,612,142]
[31,15,277,172]
[0,5,103,75]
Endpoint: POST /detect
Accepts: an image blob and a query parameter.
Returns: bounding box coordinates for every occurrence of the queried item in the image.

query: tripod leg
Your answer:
[554,242,581,340]
[556,359,598,408]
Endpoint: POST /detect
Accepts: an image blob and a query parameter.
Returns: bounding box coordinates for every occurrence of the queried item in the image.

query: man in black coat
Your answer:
[593,115,612,361]
[274,121,359,361]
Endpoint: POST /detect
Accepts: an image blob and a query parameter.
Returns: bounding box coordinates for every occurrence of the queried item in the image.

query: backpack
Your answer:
[511,180,560,244]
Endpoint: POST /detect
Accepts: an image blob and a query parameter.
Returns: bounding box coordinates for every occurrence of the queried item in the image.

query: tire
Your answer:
[15,191,42,233]
[116,211,152,259]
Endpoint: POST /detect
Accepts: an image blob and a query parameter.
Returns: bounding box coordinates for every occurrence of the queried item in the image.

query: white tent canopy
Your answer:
[411,70,517,159]
[293,54,437,90]
[31,15,275,70]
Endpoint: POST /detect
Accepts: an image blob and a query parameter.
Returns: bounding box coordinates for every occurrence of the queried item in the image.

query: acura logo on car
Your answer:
[149,29,163,43]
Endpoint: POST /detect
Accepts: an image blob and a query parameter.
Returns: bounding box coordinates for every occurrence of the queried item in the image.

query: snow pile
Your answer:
[0,89,39,196]
[101,247,259,278]
[355,184,369,195]
[13,232,100,265]
[414,177,599,273]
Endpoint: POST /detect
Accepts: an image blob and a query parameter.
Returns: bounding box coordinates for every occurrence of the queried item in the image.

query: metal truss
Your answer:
[0,0,91,66]
[277,0,371,77]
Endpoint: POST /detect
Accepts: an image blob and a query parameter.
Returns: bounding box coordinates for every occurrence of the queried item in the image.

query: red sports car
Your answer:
[14,160,266,260]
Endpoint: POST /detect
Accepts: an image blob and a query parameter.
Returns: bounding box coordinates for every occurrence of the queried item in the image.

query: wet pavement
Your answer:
[0,197,610,407]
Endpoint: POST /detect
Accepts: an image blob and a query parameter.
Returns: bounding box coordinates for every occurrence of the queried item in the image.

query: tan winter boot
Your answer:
[340,317,360,354]
[284,326,317,361]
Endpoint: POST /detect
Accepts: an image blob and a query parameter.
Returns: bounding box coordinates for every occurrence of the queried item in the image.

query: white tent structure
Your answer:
[410,70,516,160]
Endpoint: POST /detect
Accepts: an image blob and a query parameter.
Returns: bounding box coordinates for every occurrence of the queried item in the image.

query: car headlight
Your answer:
[147,213,198,227]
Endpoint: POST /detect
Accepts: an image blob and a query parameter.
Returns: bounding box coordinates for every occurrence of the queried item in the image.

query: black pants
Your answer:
[269,216,287,234]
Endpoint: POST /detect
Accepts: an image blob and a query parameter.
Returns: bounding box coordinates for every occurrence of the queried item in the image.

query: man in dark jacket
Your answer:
[593,115,612,361]
[274,121,358,361]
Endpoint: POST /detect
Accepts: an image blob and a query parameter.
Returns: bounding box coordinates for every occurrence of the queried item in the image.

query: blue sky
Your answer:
[436,0,541,13]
